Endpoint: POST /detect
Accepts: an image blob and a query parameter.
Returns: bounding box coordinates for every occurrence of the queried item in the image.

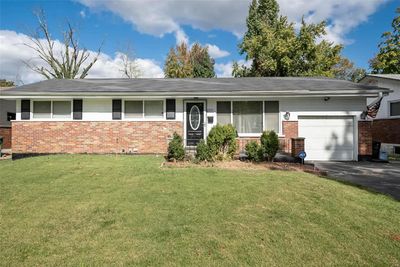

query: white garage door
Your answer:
[298,116,355,161]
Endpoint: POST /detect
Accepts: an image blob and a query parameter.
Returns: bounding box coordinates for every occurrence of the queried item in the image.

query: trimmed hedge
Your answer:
[245,130,279,162]
[167,132,185,161]
[196,124,238,161]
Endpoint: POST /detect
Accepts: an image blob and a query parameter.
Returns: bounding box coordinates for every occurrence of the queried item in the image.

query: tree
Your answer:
[24,9,102,79]
[370,8,400,74]
[164,43,193,78]
[0,79,15,87]
[332,57,366,82]
[164,42,215,78]
[119,42,141,78]
[234,0,342,78]
[190,43,215,78]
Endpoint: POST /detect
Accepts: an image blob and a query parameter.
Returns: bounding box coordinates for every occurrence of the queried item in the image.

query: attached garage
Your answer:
[298,116,355,161]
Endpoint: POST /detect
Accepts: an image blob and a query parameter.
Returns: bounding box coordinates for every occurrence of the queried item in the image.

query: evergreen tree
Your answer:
[190,43,215,78]
[370,8,400,74]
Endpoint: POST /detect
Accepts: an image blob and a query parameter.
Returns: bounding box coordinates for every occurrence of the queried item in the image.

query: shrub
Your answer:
[167,132,185,161]
[195,139,211,161]
[206,124,237,160]
[260,130,279,161]
[245,141,264,162]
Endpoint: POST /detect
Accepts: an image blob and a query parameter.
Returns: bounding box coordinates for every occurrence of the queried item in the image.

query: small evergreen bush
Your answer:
[245,141,264,162]
[195,139,211,161]
[195,124,238,162]
[260,130,279,161]
[167,132,185,161]
[206,124,237,160]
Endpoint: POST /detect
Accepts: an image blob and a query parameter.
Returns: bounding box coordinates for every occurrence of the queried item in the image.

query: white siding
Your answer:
[361,78,400,119]
[279,97,365,120]
[0,99,16,127]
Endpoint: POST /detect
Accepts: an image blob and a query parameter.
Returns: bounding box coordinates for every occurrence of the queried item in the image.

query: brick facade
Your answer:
[358,121,373,159]
[237,137,290,153]
[371,118,400,144]
[12,121,183,155]
[282,121,298,153]
[0,127,12,149]
[291,138,305,157]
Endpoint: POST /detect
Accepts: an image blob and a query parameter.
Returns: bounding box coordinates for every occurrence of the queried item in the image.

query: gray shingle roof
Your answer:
[363,74,400,81]
[0,77,390,97]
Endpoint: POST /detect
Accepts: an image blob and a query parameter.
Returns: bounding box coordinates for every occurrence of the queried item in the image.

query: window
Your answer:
[217,101,231,125]
[125,101,143,118]
[144,100,163,118]
[264,101,279,132]
[390,101,400,117]
[33,101,51,118]
[53,101,71,119]
[233,101,263,134]
[124,100,164,119]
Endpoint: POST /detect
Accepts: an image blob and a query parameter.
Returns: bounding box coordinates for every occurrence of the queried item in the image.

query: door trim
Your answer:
[183,100,207,147]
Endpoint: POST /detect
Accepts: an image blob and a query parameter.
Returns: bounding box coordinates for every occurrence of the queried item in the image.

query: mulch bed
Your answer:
[162,160,327,176]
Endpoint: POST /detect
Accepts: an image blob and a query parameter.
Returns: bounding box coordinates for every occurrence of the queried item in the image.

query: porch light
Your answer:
[284,111,290,120]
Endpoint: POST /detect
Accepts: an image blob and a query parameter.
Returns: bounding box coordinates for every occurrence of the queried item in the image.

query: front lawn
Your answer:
[0,155,399,266]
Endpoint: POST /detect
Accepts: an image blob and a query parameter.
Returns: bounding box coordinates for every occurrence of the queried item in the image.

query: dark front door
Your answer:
[186,102,204,146]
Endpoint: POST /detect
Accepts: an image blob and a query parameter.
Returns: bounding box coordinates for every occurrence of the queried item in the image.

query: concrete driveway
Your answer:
[314,161,400,201]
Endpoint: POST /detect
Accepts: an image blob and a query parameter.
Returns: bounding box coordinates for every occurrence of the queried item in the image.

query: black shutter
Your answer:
[21,99,30,120]
[73,99,83,120]
[166,99,176,120]
[112,99,122,120]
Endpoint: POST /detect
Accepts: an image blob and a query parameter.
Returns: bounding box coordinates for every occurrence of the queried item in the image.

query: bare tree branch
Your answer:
[23,9,102,79]
[119,42,141,78]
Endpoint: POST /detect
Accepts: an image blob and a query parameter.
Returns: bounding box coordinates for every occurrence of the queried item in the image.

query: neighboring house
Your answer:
[0,78,389,161]
[0,87,16,149]
[359,74,400,157]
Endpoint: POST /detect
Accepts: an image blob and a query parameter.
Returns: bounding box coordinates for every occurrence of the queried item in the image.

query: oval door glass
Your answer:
[189,105,201,130]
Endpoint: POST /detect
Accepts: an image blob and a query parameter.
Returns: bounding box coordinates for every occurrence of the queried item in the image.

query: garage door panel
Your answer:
[298,116,354,161]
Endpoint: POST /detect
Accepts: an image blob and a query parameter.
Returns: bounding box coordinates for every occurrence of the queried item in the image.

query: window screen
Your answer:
[53,101,71,119]
[390,102,400,116]
[125,101,143,118]
[33,101,51,119]
[144,100,163,118]
[233,101,263,133]
[217,101,231,125]
[264,101,279,132]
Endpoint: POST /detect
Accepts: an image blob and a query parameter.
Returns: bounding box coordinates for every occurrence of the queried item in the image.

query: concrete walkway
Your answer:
[314,161,400,201]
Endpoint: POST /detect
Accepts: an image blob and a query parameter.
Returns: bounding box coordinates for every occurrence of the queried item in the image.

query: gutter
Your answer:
[0,89,392,99]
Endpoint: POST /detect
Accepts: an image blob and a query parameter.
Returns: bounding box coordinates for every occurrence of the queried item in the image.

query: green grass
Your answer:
[0,155,399,266]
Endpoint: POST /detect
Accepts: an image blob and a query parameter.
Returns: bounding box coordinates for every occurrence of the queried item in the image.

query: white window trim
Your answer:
[31,100,72,121]
[122,99,166,121]
[216,100,281,137]
[389,100,400,118]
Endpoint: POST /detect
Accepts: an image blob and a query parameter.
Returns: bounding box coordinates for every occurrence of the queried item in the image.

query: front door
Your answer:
[186,102,204,146]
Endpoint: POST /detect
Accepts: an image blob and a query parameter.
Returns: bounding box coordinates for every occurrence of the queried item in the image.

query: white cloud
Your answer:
[77,0,386,44]
[175,28,189,45]
[79,10,86,18]
[215,60,252,77]
[206,44,230,59]
[0,30,164,85]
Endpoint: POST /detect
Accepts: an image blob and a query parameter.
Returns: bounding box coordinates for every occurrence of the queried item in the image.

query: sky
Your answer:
[0,0,398,85]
